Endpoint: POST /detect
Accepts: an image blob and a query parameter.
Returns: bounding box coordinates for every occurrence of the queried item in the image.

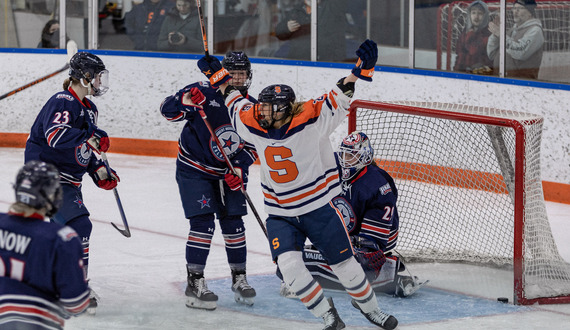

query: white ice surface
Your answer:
[1,148,570,329]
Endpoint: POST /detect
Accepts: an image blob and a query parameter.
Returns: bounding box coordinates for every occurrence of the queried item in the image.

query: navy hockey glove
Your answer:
[357,249,386,278]
[197,56,231,88]
[86,123,110,154]
[352,39,378,82]
[91,163,120,190]
[224,167,243,191]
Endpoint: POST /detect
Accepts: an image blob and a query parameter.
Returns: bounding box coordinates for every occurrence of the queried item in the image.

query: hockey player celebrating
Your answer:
[160,51,258,310]
[0,161,91,329]
[24,52,118,313]
[196,40,398,330]
[281,131,425,299]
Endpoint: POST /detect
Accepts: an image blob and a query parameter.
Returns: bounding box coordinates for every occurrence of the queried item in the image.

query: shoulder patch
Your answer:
[58,226,78,242]
[56,94,74,101]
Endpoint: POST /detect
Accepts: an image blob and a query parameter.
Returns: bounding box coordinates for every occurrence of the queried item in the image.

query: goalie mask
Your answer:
[338,131,374,181]
[14,161,62,217]
[255,84,296,129]
[222,51,252,96]
[69,52,109,97]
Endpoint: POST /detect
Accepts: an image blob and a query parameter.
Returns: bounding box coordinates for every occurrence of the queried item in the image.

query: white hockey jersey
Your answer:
[225,84,350,216]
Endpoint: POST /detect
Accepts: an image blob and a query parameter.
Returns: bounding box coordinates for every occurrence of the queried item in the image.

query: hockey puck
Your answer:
[497,297,509,303]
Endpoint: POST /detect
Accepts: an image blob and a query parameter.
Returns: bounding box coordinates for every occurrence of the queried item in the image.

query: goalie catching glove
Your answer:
[90,161,120,190]
[356,249,387,278]
[86,123,110,154]
[352,39,378,82]
[224,167,243,191]
[197,56,232,88]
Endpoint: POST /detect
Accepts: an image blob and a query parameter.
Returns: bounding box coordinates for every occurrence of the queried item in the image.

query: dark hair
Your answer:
[40,20,60,48]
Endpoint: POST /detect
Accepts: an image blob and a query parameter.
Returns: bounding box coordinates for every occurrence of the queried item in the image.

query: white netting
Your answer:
[353,101,570,303]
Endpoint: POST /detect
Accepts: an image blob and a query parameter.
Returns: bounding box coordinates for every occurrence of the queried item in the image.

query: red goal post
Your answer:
[348,99,570,305]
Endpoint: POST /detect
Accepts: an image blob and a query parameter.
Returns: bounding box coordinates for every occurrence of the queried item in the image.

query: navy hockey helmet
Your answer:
[68,52,109,96]
[255,84,296,129]
[338,131,374,181]
[222,51,252,93]
[14,161,62,217]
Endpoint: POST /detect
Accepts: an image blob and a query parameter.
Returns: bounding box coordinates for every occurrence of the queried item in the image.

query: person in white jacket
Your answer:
[487,0,544,79]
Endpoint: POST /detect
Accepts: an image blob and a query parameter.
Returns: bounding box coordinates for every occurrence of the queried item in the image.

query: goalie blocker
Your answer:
[279,245,426,298]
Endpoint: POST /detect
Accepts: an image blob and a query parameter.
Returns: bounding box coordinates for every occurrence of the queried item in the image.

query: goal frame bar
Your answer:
[348,99,570,305]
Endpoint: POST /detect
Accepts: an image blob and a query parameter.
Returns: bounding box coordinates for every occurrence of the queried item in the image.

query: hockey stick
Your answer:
[0,40,78,101]
[100,152,131,238]
[197,109,268,238]
[195,0,267,238]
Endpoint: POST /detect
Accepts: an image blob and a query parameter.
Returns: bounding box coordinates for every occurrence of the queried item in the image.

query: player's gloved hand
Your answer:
[357,249,386,278]
[92,164,120,190]
[86,123,110,154]
[181,87,206,112]
[197,56,231,88]
[352,39,378,82]
[224,167,243,191]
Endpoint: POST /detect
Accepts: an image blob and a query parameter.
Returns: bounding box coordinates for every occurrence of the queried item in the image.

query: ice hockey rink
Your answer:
[1,147,570,329]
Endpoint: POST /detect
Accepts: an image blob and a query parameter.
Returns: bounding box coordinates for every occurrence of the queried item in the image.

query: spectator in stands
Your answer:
[157,0,203,52]
[125,0,173,51]
[275,0,347,61]
[454,1,493,74]
[38,19,64,48]
[487,0,544,79]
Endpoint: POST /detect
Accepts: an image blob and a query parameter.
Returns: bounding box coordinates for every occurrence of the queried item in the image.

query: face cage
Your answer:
[91,70,110,97]
[338,145,373,180]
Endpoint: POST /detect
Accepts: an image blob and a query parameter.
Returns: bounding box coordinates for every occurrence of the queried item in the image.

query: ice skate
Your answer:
[86,289,99,315]
[231,270,256,306]
[351,299,398,330]
[185,272,218,310]
[395,275,428,298]
[279,281,297,299]
[322,297,345,330]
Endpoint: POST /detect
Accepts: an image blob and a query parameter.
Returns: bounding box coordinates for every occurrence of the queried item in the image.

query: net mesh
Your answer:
[353,101,570,302]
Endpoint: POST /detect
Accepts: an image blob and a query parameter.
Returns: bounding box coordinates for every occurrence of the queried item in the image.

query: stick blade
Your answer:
[111,222,131,238]
[66,40,78,63]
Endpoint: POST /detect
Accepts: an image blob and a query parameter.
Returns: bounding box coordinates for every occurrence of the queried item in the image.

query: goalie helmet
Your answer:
[222,51,252,94]
[338,131,374,181]
[14,161,62,217]
[255,84,296,129]
[69,52,109,97]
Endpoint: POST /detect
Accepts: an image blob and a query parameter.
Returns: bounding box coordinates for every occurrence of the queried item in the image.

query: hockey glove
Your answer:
[224,167,243,191]
[181,87,206,111]
[91,164,120,190]
[357,249,386,278]
[197,56,231,88]
[352,39,378,82]
[86,124,110,154]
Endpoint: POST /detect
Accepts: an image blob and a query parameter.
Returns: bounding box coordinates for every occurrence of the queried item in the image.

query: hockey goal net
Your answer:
[348,100,570,305]
[437,0,570,82]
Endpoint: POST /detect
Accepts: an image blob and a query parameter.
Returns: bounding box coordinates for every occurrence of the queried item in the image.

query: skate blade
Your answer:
[86,307,97,315]
[185,297,217,310]
[234,293,254,306]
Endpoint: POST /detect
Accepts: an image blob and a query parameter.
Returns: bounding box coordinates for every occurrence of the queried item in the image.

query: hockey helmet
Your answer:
[338,131,374,181]
[255,84,296,129]
[69,52,109,96]
[14,160,62,217]
[222,51,252,93]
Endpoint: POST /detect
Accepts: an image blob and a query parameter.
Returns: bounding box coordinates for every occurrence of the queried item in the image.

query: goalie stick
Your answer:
[101,152,131,238]
[195,0,268,238]
[0,40,78,101]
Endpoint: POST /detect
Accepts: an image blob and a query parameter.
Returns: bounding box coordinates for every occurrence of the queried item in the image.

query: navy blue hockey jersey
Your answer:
[25,89,100,186]
[160,81,257,179]
[0,212,90,329]
[332,163,400,252]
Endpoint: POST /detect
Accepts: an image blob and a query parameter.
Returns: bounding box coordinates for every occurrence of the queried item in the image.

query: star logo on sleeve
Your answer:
[74,195,84,208]
[197,195,211,209]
